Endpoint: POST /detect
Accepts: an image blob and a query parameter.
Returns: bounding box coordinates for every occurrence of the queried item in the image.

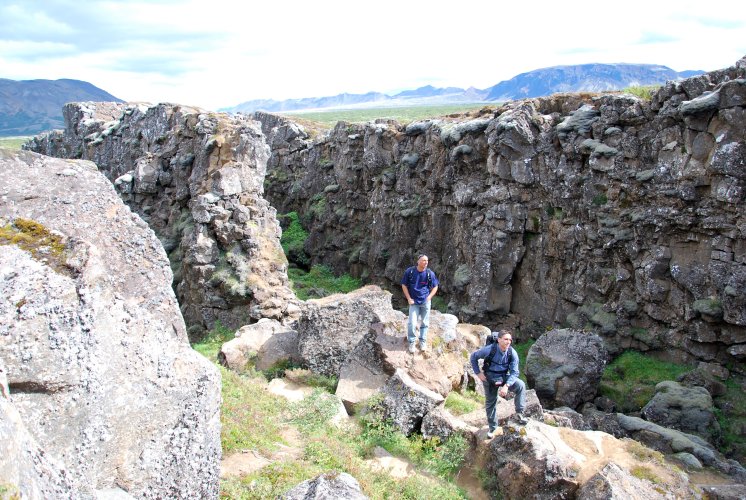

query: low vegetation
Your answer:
[599,350,746,463]
[281,104,492,129]
[192,325,470,499]
[288,265,362,300]
[599,350,690,412]
[0,136,31,150]
[621,85,661,101]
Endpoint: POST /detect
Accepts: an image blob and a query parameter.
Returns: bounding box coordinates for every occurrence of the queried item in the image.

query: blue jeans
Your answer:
[407,301,431,344]
[483,378,526,432]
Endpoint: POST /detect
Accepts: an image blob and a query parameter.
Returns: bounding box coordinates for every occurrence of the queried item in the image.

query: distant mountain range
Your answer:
[0,63,703,136]
[223,63,702,114]
[0,79,122,136]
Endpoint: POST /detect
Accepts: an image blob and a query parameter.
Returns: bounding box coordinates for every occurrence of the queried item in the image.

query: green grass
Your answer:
[288,265,362,300]
[444,391,482,416]
[622,85,661,101]
[193,325,469,499]
[715,375,746,463]
[598,351,691,412]
[191,321,235,361]
[0,136,31,149]
[513,339,535,384]
[281,103,493,128]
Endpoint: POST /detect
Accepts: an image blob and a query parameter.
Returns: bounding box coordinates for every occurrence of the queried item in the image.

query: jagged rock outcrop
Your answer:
[525,328,607,409]
[257,57,746,370]
[26,101,298,339]
[0,149,221,498]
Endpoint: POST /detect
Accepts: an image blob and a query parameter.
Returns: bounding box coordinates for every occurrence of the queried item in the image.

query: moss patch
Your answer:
[0,218,71,276]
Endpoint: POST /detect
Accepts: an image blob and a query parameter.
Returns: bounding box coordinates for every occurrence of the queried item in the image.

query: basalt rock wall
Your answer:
[27,102,299,339]
[258,58,746,369]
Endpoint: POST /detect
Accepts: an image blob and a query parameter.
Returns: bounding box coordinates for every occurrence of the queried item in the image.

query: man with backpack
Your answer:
[470,329,527,437]
[400,255,439,354]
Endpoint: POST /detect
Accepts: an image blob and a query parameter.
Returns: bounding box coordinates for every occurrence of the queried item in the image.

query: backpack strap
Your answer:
[483,345,515,373]
[483,342,499,372]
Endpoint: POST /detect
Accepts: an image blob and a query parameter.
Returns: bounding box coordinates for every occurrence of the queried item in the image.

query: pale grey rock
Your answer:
[283,472,368,500]
[0,149,220,498]
[297,286,394,378]
[218,318,299,371]
[420,405,478,442]
[525,329,607,409]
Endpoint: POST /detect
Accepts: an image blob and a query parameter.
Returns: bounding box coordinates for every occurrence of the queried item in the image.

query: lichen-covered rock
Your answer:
[0,149,220,498]
[641,380,718,441]
[525,328,607,409]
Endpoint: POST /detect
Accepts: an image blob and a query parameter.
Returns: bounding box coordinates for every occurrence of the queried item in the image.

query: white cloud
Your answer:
[1,0,744,110]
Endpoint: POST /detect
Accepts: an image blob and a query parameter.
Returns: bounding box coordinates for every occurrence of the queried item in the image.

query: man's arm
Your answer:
[470,347,487,382]
[401,284,414,305]
[426,285,438,301]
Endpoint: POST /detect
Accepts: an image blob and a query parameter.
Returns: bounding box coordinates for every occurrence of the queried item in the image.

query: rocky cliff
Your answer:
[257,57,746,370]
[0,149,221,498]
[26,57,746,370]
[27,102,299,339]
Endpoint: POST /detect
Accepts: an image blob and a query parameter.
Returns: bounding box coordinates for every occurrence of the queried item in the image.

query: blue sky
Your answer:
[1,0,745,111]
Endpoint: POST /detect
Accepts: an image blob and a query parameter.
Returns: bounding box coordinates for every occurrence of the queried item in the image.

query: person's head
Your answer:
[496,329,513,352]
[416,254,429,271]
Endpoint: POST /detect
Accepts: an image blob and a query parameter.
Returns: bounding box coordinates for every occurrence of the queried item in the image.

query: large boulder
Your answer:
[641,380,719,441]
[297,285,394,378]
[486,419,696,499]
[379,369,444,436]
[0,149,221,498]
[525,328,607,409]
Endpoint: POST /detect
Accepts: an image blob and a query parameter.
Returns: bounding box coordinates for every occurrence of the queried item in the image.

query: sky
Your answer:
[2,0,745,111]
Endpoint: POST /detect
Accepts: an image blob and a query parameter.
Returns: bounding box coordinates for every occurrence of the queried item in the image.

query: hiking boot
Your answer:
[515,412,529,425]
[486,429,496,439]
[418,340,427,351]
[408,343,416,354]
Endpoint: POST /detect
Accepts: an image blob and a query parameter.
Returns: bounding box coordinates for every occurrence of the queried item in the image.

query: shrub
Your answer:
[280,212,310,267]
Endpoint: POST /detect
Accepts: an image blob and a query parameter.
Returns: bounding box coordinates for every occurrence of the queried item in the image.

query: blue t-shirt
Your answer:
[401,267,439,304]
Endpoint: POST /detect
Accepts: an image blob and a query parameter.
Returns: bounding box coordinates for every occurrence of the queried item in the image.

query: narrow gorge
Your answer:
[28,57,746,372]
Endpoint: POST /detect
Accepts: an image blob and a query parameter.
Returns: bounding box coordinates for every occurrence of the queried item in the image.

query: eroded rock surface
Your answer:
[26,102,298,339]
[0,149,221,498]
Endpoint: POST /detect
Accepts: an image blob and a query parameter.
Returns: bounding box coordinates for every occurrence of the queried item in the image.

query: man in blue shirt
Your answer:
[400,255,439,353]
[470,329,527,437]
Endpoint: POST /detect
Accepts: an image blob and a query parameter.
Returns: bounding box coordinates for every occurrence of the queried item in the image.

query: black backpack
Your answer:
[483,332,516,372]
